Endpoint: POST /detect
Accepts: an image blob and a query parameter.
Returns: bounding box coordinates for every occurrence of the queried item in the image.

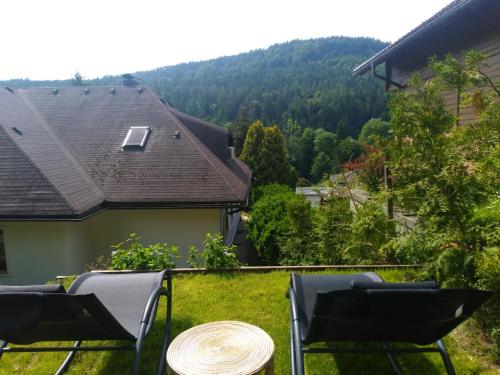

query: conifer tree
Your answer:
[233,105,251,155]
[259,125,296,186]
[240,120,265,182]
[71,72,84,86]
[241,122,296,186]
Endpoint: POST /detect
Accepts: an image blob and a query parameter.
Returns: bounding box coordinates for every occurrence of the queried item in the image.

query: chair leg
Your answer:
[156,287,172,375]
[380,342,402,375]
[290,308,297,375]
[54,341,81,375]
[292,323,304,375]
[0,340,7,360]
[436,339,456,375]
[289,288,305,375]
[131,322,148,375]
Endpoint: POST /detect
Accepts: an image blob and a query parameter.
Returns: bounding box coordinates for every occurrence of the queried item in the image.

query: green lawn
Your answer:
[0,270,495,374]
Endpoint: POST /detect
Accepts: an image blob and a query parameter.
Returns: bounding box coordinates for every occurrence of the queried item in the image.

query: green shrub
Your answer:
[358,118,391,145]
[278,195,315,265]
[85,255,110,271]
[470,197,500,247]
[188,246,204,269]
[344,201,395,264]
[386,51,499,348]
[385,224,449,265]
[475,247,500,352]
[345,145,385,193]
[470,198,500,352]
[313,195,352,264]
[250,183,293,206]
[247,184,295,263]
[429,246,476,288]
[110,233,179,270]
[188,233,241,269]
[407,198,500,349]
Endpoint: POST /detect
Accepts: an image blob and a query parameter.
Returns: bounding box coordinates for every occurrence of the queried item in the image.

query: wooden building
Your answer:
[353,0,500,123]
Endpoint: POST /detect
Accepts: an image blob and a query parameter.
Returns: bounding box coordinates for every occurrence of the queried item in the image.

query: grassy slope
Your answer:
[0,270,494,374]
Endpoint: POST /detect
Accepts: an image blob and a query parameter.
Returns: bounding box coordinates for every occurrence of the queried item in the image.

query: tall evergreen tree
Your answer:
[232,105,251,156]
[310,129,338,181]
[288,127,315,180]
[241,122,296,186]
[71,72,84,86]
[259,125,297,186]
[240,120,265,183]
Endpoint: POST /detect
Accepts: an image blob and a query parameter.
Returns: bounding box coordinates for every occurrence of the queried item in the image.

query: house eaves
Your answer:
[0,199,248,222]
[353,0,477,77]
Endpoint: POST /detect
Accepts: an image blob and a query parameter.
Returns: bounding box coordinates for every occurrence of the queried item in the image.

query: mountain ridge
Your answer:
[2,36,388,138]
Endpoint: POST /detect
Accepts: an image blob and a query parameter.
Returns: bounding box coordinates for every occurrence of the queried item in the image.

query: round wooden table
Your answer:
[167,320,275,375]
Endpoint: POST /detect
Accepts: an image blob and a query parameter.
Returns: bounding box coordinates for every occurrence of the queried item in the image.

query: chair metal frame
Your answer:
[0,270,173,375]
[289,286,457,375]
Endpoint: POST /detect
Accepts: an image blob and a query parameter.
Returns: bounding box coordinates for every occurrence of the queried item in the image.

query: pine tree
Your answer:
[71,72,84,86]
[241,122,296,186]
[233,105,251,155]
[259,125,296,186]
[240,120,265,182]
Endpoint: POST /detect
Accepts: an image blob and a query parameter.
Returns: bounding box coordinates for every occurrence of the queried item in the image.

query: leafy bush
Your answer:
[475,247,500,351]
[250,184,397,266]
[313,195,352,264]
[188,233,241,269]
[344,201,395,264]
[344,144,385,193]
[251,183,293,206]
[110,233,179,270]
[387,51,499,346]
[187,246,204,269]
[429,246,476,288]
[384,224,449,265]
[388,197,500,352]
[471,198,500,352]
[85,255,110,271]
[247,184,296,263]
[278,194,315,265]
[358,118,391,145]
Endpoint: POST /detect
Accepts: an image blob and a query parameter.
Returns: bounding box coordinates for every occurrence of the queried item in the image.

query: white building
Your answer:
[0,86,251,284]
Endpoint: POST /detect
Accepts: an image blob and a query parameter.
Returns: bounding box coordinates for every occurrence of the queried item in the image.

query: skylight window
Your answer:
[122,126,151,151]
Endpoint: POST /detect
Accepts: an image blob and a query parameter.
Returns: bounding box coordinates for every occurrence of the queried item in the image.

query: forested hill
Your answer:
[2,36,388,138]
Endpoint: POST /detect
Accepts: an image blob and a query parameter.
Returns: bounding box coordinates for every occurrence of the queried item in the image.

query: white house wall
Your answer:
[84,208,222,267]
[0,221,76,285]
[0,208,221,285]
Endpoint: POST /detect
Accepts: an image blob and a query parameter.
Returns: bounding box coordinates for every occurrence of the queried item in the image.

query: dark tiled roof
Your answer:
[353,0,478,75]
[0,86,251,219]
[170,107,229,162]
[0,126,73,216]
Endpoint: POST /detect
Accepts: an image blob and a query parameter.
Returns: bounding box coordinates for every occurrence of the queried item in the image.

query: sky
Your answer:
[1,0,452,81]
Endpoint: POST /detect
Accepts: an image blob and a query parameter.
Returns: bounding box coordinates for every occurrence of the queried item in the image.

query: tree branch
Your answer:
[478,69,500,97]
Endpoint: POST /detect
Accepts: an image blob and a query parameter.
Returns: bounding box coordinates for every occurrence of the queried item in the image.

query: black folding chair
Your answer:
[288,272,492,375]
[0,270,172,375]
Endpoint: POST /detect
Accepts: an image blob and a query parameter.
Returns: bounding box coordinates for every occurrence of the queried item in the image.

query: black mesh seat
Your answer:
[0,270,172,375]
[288,272,492,375]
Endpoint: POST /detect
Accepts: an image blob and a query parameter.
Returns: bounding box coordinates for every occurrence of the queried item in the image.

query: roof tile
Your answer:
[0,86,251,219]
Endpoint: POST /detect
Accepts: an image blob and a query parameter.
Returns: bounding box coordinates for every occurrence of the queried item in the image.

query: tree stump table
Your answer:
[167,320,275,375]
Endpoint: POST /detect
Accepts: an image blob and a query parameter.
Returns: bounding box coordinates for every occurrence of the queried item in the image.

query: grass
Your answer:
[0,269,496,374]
